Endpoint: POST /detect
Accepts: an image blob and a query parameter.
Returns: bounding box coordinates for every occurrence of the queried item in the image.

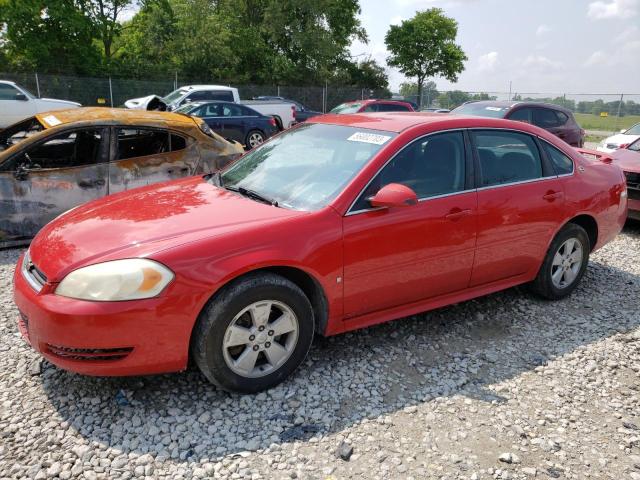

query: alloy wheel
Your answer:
[551,238,584,289]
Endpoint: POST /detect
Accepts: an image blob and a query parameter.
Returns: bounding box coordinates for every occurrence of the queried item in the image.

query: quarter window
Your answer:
[532,108,562,128]
[352,131,466,211]
[170,134,187,151]
[472,130,543,187]
[542,141,573,175]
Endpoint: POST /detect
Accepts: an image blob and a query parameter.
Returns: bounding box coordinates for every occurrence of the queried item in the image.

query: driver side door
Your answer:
[342,130,478,318]
[0,127,108,240]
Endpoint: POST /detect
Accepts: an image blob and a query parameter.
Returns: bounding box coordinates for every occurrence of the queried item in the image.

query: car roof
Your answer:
[460,100,572,113]
[180,85,236,91]
[34,107,198,127]
[0,80,18,86]
[309,111,554,135]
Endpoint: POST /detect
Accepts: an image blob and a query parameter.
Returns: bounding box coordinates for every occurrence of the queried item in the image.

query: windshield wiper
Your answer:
[225,185,279,207]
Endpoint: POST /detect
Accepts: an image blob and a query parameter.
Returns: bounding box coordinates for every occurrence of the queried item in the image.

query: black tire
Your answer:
[191,272,314,393]
[245,130,266,150]
[530,223,590,300]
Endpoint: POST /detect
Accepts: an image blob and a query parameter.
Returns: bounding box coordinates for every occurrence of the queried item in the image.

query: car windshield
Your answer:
[451,103,510,118]
[625,123,640,135]
[0,116,46,152]
[330,103,362,114]
[220,123,396,210]
[162,88,189,104]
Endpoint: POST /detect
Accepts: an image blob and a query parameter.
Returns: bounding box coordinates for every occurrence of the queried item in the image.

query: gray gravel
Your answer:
[1,222,640,479]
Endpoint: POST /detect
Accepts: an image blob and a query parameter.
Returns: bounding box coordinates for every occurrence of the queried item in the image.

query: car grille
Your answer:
[45,344,133,362]
[625,172,640,200]
[22,252,47,292]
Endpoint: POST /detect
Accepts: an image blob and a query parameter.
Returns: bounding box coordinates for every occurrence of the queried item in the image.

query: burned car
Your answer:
[0,108,243,246]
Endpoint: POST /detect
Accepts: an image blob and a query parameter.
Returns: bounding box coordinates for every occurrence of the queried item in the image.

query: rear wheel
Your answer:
[531,223,590,300]
[192,273,314,393]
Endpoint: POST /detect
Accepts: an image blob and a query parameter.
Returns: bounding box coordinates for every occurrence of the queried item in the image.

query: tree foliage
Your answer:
[385,8,466,107]
[0,0,383,88]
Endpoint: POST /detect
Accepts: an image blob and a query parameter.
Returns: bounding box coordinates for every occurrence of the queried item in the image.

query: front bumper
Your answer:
[13,254,201,377]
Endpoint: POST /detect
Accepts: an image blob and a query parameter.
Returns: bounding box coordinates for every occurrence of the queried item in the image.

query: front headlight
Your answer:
[55,259,174,301]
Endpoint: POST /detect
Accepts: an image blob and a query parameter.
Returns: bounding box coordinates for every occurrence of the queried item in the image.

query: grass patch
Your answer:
[574,113,640,132]
[585,134,606,144]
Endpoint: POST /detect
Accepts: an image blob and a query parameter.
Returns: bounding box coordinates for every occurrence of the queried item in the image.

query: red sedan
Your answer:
[610,138,640,220]
[14,113,627,393]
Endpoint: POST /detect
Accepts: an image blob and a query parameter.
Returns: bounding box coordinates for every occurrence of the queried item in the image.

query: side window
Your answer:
[240,106,258,116]
[541,141,574,175]
[202,104,222,116]
[221,104,243,117]
[629,140,640,152]
[185,91,207,102]
[116,128,169,160]
[351,131,466,211]
[13,129,104,170]
[0,84,20,100]
[472,130,543,187]
[208,91,234,102]
[378,103,410,112]
[362,104,378,112]
[532,108,562,128]
[507,108,532,123]
[170,134,187,152]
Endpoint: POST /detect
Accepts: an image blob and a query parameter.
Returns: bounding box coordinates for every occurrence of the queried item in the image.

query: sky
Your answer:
[349,0,640,97]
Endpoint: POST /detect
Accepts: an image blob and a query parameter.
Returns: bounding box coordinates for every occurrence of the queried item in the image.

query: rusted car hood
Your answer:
[610,148,640,173]
[28,176,303,282]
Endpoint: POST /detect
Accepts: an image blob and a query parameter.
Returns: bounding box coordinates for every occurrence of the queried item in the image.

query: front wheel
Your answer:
[530,223,590,300]
[191,273,314,393]
[245,130,265,149]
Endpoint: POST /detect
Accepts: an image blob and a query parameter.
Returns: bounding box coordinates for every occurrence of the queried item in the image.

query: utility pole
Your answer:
[508,81,512,101]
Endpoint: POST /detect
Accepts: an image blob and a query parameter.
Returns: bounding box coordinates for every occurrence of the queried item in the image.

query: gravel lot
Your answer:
[1,223,639,480]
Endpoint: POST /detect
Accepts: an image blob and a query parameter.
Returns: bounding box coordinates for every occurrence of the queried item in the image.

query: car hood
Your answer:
[28,176,304,282]
[603,133,640,146]
[124,95,168,111]
[38,98,81,107]
[610,148,640,173]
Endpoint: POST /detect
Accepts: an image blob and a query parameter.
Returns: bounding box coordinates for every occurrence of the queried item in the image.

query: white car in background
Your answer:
[597,123,640,153]
[125,85,297,130]
[0,80,80,129]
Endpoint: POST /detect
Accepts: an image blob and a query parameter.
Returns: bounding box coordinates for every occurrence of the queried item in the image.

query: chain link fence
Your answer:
[3,72,639,135]
[0,72,389,113]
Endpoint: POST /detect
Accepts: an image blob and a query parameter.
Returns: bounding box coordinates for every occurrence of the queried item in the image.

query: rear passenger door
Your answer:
[108,127,198,193]
[469,129,565,287]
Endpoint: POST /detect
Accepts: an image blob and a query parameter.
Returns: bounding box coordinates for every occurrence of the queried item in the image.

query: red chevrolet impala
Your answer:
[13,113,627,393]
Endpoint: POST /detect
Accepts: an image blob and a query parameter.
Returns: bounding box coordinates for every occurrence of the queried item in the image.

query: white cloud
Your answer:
[477,51,498,72]
[522,55,563,71]
[587,0,638,19]
[614,25,640,43]
[536,24,551,36]
[584,50,608,66]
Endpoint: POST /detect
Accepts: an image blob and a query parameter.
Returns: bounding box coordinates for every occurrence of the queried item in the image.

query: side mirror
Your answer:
[369,183,418,208]
[15,93,28,101]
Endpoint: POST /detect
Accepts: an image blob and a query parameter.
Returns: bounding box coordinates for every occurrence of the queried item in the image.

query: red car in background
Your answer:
[14,113,627,393]
[330,99,415,114]
[611,137,640,220]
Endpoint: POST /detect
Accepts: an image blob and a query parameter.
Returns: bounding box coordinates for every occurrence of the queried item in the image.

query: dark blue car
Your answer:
[175,101,278,149]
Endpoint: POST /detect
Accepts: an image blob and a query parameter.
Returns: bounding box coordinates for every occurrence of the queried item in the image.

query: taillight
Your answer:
[291,105,296,120]
[269,117,276,127]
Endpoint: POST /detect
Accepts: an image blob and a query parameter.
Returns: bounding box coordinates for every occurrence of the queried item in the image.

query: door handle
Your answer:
[77,178,105,188]
[542,191,563,201]
[445,208,472,221]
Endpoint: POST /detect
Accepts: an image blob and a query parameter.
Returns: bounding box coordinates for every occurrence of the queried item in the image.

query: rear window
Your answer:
[451,103,509,118]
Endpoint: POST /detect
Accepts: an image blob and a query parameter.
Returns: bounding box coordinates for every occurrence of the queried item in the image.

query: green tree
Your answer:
[399,80,438,105]
[437,90,471,109]
[385,8,466,108]
[79,0,137,62]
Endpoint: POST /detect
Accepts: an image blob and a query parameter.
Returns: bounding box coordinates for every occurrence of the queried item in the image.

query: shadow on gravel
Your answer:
[37,226,640,463]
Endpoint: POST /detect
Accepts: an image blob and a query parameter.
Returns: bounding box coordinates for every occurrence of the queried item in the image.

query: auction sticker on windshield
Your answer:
[347,132,392,145]
[41,115,62,126]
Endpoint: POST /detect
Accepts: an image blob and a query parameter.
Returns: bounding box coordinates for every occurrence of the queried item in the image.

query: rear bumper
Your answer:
[13,254,201,377]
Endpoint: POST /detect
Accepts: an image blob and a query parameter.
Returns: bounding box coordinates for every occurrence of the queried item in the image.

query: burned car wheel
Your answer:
[192,272,314,393]
[245,130,265,149]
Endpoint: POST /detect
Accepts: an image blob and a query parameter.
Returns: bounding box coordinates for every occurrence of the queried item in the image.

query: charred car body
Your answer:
[0,108,243,246]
